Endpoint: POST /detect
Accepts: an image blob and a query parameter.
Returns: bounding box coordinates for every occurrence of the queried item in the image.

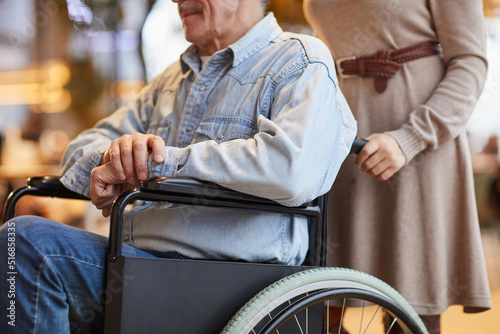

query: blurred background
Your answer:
[0,1,499,332]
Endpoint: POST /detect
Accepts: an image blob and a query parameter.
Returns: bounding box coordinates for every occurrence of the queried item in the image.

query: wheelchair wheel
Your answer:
[221,267,428,334]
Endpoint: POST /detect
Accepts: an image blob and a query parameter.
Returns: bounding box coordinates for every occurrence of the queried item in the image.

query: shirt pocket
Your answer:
[146,121,171,141]
[193,115,257,144]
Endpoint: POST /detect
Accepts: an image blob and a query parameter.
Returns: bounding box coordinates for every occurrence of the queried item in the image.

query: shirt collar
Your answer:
[180,13,282,73]
[228,12,282,67]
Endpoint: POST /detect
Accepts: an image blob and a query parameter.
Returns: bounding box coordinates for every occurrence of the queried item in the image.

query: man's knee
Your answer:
[0,216,81,256]
[1,215,55,243]
[0,216,49,267]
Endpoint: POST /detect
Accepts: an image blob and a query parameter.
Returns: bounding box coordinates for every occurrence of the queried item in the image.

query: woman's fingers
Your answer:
[357,133,407,181]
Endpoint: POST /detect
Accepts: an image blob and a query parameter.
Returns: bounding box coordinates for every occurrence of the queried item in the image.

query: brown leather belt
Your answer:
[335,41,441,93]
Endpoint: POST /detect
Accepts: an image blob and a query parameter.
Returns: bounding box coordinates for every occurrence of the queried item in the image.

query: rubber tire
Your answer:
[221,267,428,334]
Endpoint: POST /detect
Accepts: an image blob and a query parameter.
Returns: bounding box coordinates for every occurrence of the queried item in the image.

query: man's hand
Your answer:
[94,133,165,216]
[91,163,133,217]
[356,133,406,181]
[100,133,166,186]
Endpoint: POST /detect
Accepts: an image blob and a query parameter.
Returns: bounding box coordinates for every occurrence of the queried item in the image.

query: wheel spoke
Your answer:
[359,301,365,334]
[293,313,305,334]
[338,298,346,334]
[326,300,330,333]
[385,316,398,334]
[305,302,308,334]
[362,305,381,334]
[289,299,304,334]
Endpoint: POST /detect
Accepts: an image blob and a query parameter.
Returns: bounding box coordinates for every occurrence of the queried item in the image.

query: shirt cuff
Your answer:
[148,146,186,177]
[385,124,427,163]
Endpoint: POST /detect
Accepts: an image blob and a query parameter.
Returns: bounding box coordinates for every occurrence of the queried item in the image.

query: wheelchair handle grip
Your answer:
[350,138,368,155]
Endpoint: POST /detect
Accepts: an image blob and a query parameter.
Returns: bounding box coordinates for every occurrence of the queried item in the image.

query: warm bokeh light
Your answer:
[484,0,500,16]
[0,60,71,113]
[110,79,145,101]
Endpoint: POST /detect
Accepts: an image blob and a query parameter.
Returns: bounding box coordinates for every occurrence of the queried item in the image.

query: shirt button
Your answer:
[70,179,75,185]
[217,134,224,140]
[123,235,130,242]
[199,86,206,91]
[186,126,193,133]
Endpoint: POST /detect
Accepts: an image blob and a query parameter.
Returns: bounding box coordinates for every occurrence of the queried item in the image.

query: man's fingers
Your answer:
[105,133,165,183]
[106,140,127,180]
[110,151,126,181]
[91,182,115,210]
[100,150,111,165]
[90,164,125,212]
[148,135,166,163]
[118,136,138,185]
[135,135,165,180]
[133,137,150,181]
[101,207,111,217]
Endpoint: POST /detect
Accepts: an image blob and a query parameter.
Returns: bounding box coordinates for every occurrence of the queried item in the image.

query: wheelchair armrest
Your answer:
[141,176,311,207]
[3,176,89,223]
[3,174,325,265]
[108,176,323,262]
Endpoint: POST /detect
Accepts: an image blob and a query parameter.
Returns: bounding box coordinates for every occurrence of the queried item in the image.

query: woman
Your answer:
[303,0,492,333]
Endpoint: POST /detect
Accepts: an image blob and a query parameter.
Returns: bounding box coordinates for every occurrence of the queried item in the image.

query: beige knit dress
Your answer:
[303,0,492,315]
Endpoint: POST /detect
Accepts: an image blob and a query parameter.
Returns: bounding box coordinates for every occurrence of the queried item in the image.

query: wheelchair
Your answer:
[2,139,428,334]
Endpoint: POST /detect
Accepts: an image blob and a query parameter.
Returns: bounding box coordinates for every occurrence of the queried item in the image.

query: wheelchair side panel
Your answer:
[103,257,323,333]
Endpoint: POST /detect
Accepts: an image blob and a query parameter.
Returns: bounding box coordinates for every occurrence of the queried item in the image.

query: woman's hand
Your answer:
[356,133,407,181]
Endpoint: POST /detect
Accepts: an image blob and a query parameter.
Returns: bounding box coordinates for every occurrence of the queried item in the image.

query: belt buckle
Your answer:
[335,56,358,79]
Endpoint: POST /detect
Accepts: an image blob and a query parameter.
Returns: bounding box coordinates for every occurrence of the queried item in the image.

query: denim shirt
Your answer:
[60,13,357,265]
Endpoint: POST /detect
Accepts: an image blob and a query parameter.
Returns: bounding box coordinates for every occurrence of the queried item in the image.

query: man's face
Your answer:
[172,0,260,55]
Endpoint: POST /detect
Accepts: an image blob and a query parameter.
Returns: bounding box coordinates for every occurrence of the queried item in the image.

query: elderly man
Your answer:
[0,0,356,332]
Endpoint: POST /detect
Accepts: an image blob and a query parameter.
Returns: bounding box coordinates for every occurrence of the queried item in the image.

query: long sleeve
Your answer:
[60,17,357,207]
[57,12,357,265]
[59,81,160,197]
[387,0,488,162]
[151,59,356,206]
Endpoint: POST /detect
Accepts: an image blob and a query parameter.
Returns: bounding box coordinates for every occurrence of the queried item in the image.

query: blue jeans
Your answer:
[0,216,157,334]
